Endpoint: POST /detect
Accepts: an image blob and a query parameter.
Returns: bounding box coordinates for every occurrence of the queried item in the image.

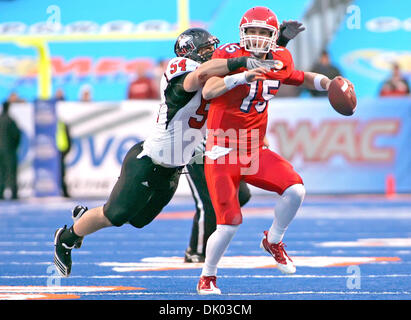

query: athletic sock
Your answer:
[268,184,305,244]
[60,225,81,247]
[268,224,287,244]
[201,224,239,276]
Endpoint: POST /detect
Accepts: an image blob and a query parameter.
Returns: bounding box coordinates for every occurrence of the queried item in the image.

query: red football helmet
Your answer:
[239,7,279,54]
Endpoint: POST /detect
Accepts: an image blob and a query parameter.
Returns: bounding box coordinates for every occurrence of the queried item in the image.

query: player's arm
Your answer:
[302,72,331,91]
[183,57,277,92]
[301,72,354,92]
[183,59,230,92]
[202,68,268,100]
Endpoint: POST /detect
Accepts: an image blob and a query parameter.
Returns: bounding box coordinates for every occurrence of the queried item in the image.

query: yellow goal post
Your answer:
[0,0,190,100]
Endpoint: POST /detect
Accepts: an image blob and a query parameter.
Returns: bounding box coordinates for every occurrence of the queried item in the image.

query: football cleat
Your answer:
[197,276,221,295]
[184,249,205,263]
[72,205,88,249]
[54,226,75,277]
[260,231,296,274]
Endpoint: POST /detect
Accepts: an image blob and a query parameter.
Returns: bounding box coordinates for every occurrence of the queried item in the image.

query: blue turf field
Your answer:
[0,195,410,300]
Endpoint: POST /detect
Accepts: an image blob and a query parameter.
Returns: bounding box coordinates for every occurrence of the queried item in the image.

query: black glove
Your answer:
[277,20,305,47]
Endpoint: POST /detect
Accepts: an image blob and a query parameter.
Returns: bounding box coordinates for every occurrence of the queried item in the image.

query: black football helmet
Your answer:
[174,28,220,63]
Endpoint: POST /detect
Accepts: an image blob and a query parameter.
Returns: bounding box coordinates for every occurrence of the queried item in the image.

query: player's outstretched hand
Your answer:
[247,58,279,70]
[279,20,305,40]
[245,67,268,82]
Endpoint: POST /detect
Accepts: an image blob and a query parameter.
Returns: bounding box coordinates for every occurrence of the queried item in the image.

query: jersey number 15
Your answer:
[240,79,280,113]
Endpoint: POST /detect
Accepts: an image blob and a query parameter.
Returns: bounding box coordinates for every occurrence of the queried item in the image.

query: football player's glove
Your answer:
[277,20,305,47]
[246,57,279,70]
[227,56,282,72]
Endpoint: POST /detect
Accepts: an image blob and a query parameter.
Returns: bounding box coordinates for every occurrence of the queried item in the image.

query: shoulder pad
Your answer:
[271,47,293,63]
[272,46,291,56]
[213,43,242,58]
[164,57,200,81]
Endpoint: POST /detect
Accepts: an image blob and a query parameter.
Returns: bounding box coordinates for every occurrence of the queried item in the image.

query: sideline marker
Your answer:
[385,174,396,198]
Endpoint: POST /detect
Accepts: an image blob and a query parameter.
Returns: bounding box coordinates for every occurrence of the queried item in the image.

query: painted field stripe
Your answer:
[0,251,92,255]
[1,273,411,280]
[318,238,411,247]
[0,286,144,293]
[329,257,401,267]
[0,286,147,300]
[1,290,410,298]
[98,255,402,272]
[153,207,411,220]
[74,291,411,297]
[0,293,81,300]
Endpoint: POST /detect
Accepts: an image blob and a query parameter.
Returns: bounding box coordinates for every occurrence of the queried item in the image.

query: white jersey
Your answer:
[143,57,208,167]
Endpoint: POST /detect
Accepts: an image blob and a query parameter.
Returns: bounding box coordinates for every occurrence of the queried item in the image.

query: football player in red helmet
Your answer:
[239,6,280,56]
[184,20,307,265]
[196,7,348,295]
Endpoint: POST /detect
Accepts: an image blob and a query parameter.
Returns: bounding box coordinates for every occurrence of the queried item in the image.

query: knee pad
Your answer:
[128,214,154,229]
[103,204,129,227]
[283,184,306,205]
[215,224,239,237]
[213,176,236,207]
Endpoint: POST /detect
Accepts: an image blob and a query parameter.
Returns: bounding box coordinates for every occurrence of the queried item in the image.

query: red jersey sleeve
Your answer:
[283,70,305,86]
[273,47,305,86]
[270,47,304,86]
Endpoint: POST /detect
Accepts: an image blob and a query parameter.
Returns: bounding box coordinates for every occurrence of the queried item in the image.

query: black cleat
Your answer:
[72,205,88,249]
[54,226,74,277]
[184,249,205,263]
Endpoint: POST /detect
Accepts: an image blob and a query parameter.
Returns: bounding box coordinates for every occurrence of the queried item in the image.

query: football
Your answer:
[328,76,357,116]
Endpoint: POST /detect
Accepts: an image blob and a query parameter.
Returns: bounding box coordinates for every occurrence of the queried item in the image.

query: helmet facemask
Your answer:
[240,23,278,55]
[194,37,220,63]
[174,29,220,64]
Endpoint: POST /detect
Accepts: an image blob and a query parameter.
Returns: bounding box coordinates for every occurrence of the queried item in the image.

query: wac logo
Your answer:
[270,119,401,163]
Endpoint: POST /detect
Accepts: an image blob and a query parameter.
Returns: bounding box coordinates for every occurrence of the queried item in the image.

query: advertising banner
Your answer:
[57,100,160,198]
[265,97,411,194]
[11,97,411,198]
[328,0,410,97]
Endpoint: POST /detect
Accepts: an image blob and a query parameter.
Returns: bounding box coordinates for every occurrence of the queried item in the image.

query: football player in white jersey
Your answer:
[53,27,276,278]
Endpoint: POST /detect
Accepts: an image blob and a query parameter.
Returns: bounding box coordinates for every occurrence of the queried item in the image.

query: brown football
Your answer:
[328,76,357,116]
